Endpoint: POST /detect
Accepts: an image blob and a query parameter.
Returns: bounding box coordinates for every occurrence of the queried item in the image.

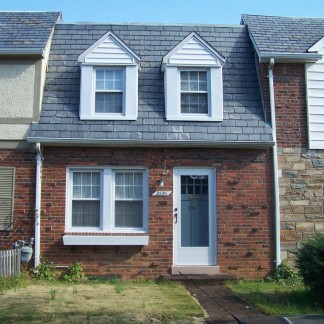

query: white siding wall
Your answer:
[307,57,324,149]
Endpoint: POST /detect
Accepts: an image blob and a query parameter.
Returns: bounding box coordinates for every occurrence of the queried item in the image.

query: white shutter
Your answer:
[0,167,15,231]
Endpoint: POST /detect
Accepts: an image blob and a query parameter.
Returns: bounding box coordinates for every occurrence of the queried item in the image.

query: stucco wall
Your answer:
[0,63,35,119]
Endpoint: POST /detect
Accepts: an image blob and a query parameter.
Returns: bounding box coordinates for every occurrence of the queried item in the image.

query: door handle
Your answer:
[174,208,178,223]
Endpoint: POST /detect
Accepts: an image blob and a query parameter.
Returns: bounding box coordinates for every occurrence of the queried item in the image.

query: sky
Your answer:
[0,0,324,25]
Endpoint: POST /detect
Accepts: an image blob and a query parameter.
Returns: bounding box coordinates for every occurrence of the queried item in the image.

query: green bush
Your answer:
[269,262,302,285]
[32,259,57,281]
[62,262,85,282]
[296,233,324,298]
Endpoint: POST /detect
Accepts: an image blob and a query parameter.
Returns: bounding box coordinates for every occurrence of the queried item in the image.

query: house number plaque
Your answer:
[152,191,172,196]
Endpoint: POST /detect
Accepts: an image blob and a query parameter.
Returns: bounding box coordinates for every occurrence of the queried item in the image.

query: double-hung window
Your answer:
[71,171,101,228]
[180,70,208,114]
[67,168,148,233]
[95,68,124,114]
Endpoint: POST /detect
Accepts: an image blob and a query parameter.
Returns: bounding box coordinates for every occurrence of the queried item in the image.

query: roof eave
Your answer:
[258,52,323,63]
[0,49,44,58]
[27,137,275,149]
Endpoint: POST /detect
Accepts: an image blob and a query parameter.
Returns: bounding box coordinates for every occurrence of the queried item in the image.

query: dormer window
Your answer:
[95,68,124,114]
[78,31,140,120]
[162,32,225,122]
[180,70,208,114]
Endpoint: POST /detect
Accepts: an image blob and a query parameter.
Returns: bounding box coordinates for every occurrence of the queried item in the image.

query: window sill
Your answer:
[63,235,149,246]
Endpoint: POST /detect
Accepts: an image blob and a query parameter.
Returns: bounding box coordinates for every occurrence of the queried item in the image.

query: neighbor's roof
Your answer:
[241,14,324,62]
[28,23,273,148]
[0,11,61,55]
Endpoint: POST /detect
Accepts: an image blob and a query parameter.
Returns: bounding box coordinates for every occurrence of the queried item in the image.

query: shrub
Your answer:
[62,262,85,282]
[270,262,302,285]
[295,233,324,298]
[32,259,57,281]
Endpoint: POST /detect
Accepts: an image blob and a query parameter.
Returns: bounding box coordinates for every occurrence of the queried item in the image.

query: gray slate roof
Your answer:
[0,11,61,54]
[242,14,324,54]
[29,23,273,147]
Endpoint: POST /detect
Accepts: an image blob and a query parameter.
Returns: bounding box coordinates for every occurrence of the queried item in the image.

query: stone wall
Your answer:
[279,148,324,263]
[259,62,324,265]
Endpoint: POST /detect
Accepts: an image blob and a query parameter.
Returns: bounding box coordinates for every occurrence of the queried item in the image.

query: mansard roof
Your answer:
[29,22,273,148]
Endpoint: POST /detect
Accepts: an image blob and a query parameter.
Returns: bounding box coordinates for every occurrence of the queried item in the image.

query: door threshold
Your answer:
[171,265,220,275]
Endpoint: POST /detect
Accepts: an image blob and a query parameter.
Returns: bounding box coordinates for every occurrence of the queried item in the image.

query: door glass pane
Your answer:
[181,175,209,247]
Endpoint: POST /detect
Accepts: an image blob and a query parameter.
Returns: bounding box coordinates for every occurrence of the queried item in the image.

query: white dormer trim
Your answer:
[78,31,140,66]
[306,37,324,149]
[78,31,140,120]
[162,32,225,122]
[161,32,225,72]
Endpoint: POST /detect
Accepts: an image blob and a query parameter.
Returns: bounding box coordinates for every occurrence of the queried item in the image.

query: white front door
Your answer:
[173,168,216,266]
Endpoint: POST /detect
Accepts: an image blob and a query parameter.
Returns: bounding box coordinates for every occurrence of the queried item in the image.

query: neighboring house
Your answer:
[242,15,324,265]
[27,21,275,279]
[0,12,61,254]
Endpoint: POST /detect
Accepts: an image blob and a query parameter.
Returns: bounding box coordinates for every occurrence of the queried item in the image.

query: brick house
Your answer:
[6,12,323,280]
[25,20,276,279]
[242,15,324,265]
[0,12,60,259]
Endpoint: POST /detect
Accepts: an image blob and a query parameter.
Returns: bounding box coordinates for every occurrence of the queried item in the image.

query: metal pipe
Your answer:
[34,143,42,268]
[268,58,281,268]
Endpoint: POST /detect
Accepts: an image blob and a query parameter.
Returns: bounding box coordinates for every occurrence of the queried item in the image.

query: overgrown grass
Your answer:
[0,273,29,293]
[227,280,324,316]
[0,276,204,323]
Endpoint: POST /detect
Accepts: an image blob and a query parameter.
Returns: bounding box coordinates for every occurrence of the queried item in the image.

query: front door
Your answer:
[173,168,216,266]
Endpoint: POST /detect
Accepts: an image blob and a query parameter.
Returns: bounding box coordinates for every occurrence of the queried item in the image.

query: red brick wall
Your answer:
[40,146,274,279]
[0,149,36,249]
[259,63,308,147]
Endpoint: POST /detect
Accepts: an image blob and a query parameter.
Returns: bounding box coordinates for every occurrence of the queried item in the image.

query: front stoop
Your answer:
[171,266,220,275]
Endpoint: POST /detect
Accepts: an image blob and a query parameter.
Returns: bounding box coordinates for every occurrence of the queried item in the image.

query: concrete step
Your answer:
[161,273,236,285]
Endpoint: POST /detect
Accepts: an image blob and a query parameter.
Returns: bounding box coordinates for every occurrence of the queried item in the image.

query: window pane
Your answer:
[96,69,124,91]
[181,93,208,114]
[72,201,100,227]
[95,93,122,113]
[115,201,143,228]
[72,171,101,199]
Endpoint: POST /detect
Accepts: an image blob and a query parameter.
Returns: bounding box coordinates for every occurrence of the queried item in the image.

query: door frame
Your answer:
[173,167,217,266]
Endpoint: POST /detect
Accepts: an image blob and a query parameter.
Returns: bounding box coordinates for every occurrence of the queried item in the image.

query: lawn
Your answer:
[227,280,324,316]
[0,275,205,323]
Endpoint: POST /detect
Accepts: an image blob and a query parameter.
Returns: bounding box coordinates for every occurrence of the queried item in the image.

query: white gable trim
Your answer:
[78,31,140,65]
[161,32,225,71]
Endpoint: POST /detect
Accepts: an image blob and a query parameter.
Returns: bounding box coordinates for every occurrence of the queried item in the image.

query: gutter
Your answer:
[27,137,275,149]
[260,52,322,63]
[34,143,42,268]
[268,58,281,268]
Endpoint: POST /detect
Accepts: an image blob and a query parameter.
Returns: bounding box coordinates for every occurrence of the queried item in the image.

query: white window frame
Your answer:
[66,167,148,234]
[164,66,223,121]
[79,64,138,120]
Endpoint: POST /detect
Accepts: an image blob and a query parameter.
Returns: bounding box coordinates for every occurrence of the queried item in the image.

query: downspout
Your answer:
[34,143,42,268]
[268,58,281,268]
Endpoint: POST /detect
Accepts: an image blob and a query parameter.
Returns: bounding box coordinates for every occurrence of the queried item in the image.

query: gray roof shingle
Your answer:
[0,11,61,54]
[29,22,273,147]
[242,14,324,54]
